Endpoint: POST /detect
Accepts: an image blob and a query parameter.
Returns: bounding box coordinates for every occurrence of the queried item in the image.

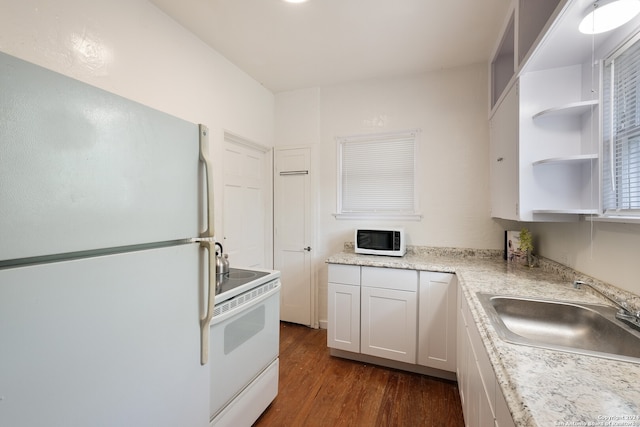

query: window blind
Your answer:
[339,131,417,214]
[602,35,640,215]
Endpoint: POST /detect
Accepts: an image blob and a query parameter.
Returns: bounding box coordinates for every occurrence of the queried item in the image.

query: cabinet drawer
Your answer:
[328,264,360,285]
[361,266,417,291]
[421,271,455,284]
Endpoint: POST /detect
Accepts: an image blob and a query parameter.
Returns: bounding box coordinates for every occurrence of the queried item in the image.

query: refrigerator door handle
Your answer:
[199,124,214,239]
[198,238,216,365]
[198,124,215,365]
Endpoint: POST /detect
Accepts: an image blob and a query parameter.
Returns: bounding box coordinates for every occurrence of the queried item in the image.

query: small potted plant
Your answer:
[519,228,536,267]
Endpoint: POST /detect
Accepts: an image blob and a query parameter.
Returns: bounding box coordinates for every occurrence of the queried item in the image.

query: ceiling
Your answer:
[149,0,512,93]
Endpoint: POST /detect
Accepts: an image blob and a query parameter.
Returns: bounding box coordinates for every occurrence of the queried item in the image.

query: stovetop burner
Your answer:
[215,267,270,296]
[227,270,260,280]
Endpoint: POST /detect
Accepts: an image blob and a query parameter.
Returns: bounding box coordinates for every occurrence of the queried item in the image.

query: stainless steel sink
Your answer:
[477,293,640,364]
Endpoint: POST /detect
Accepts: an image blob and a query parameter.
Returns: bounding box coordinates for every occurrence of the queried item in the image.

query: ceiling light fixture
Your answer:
[579,0,640,34]
[283,0,309,3]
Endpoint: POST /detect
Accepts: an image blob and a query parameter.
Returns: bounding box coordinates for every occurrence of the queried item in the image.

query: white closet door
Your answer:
[274,147,313,326]
[222,137,270,268]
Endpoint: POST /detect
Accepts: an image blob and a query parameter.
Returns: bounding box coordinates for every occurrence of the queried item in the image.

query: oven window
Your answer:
[224,305,265,355]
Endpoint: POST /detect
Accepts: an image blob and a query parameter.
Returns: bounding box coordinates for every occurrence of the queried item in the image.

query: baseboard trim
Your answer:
[329,348,457,382]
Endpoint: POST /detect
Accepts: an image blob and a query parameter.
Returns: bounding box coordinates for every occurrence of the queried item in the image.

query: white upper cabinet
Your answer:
[490,0,561,110]
[519,65,599,219]
[490,83,520,220]
[491,7,515,109]
[489,0,640,221]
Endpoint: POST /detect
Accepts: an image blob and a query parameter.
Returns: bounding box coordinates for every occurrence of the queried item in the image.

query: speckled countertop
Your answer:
[327,247,640,427]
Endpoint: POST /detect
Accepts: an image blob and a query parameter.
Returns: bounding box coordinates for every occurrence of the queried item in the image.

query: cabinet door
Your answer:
[457,289,468,420]
[327,282,360,352]
[361,286,417,363]
[495,385,516,427]
[458,291,516,427]
[477,357,496,427]
[458,325,471,426]
[465,327,480,427]
[418,272,457,371]
[490,82,519,220]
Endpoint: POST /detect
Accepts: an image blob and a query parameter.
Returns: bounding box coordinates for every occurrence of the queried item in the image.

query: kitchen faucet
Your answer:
[574,280,640,332]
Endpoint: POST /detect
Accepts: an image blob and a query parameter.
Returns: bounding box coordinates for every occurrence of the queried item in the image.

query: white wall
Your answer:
[276,64,640,325]
[0,0,275,237]
[530,221,640,295]
[276,64,503,324]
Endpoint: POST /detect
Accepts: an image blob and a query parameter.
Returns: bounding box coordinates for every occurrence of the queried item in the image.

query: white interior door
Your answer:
[274,147,313,326]
[222,135,270,268]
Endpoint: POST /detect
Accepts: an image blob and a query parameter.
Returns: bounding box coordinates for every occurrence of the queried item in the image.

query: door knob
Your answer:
[303,247,312,251]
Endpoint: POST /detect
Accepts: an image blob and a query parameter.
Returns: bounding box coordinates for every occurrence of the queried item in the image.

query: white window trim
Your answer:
[586,215,640,224]
[600,31,640,219]
[334,129,422,221]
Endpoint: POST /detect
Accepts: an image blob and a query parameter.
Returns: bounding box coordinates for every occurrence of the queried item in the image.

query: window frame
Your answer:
[601,31,640,219]
[334,129,422,221]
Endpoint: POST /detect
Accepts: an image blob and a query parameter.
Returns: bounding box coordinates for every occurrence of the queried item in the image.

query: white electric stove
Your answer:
[209,267,281,426]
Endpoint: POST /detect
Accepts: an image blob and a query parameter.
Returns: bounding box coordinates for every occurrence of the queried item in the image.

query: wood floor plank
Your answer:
[253,322,464,427]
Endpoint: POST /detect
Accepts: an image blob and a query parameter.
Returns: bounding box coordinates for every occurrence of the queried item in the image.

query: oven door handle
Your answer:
[210,281,280,326]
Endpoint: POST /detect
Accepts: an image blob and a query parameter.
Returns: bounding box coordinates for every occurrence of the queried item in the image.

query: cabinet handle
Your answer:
[304,247,312,251]
[497,157,504,162]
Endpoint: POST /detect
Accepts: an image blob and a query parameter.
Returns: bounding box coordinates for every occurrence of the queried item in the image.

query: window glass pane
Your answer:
[339,131,418,215]
[602,35,640,215]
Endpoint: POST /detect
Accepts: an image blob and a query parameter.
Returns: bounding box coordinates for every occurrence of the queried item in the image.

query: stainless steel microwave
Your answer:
[354,227,406,257]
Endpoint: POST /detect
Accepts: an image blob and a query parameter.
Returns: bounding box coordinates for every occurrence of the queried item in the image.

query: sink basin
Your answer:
[477,293,640,364]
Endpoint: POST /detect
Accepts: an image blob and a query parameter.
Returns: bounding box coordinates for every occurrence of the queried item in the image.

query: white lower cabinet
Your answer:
[418,272,457,371]
[327,282,360,352]
[495,381,515,427]
[327,264,361,352]
[328,263,517,425]
[328,263,458,375]
[360,266,418,363]
[458,290,515,427]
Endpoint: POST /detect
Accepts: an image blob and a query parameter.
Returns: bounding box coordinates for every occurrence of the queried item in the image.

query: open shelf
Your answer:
[532,100,598,120]
[532,154,598,166]
[491,11,515,109]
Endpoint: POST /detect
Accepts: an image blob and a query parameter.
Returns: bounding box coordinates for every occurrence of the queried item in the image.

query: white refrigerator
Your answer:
[0,52,214,426]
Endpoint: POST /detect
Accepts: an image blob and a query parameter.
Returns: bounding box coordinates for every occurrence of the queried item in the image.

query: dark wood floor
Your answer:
[253,322,465,427]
